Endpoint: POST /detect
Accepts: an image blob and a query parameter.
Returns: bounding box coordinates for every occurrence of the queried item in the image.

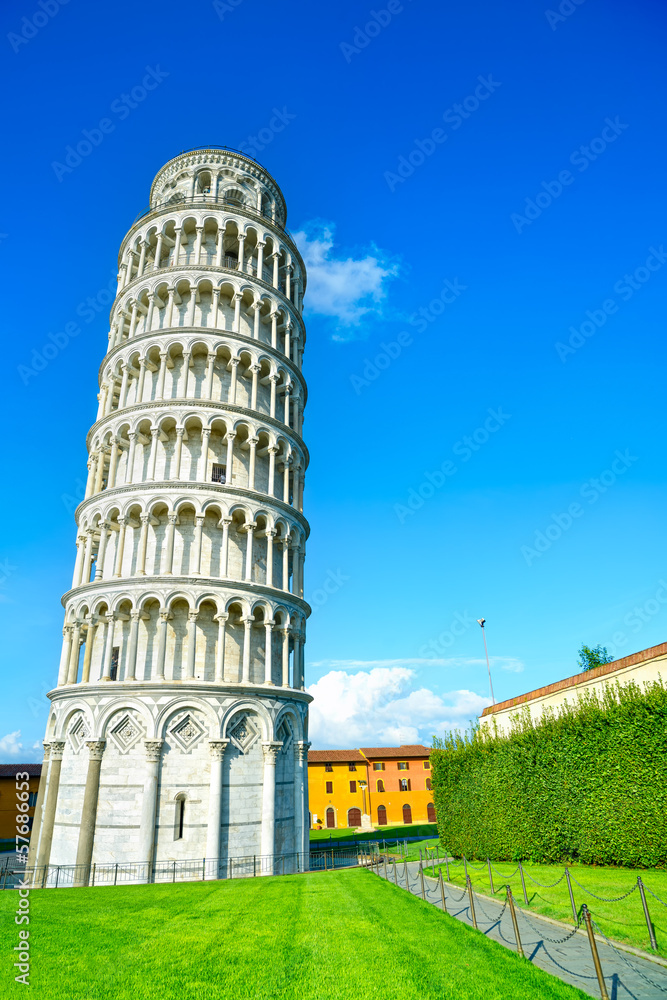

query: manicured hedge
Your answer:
[430,680,667,867]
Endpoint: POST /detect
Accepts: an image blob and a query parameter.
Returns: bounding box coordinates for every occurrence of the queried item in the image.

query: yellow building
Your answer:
[308,745,435,830]
[0,764,42,846]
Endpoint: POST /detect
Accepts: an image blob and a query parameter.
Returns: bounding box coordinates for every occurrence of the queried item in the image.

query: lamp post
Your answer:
[477,618,496,704]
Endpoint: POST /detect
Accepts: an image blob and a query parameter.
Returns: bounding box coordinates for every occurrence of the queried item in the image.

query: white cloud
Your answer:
[0,730,25,758]
[311,656,524,672]
[293,221,398,339]
[306,667,490,749]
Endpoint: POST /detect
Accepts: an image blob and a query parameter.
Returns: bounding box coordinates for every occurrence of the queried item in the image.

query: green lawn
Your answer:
[404,848,667,957]
[310,822,437,844]
[0,868,588,999]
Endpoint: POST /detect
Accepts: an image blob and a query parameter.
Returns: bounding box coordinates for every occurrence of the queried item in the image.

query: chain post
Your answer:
[445,854,451,881]
[172,861,176,883]
[507,886,524,957]
[384,855,388,881]
[439,871,448,913]
[518,861,528,904]
[202,857,206,881]
[282,854,285,876]
[419,861,426,901]
[55,866,60,889]
[114,862,118,886]
[324,852,327,872]
[463,855,468,881]
[91,863,96,887]
[637,877,659,951]
[419,847,423,863]
[253,855,256,877]
[467,875,477,929]
[487,858,494,895]
[394,860,398,886]
[582,904,609,1000]
[565,867,577,923]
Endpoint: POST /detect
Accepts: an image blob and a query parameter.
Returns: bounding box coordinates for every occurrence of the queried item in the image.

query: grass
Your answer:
[396,844,667,957]
[0,867,589,999]
[309,823,437,844]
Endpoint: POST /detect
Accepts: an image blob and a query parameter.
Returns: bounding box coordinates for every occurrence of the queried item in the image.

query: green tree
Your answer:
[577,643,614,672]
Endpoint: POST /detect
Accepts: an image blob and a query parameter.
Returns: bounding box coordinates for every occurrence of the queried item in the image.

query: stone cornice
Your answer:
[47,679,313,707]
[61,575,312,616]
[98,326,307,397]
[86,397,309,462]
[112,262,305,338]
[74,480,310,534]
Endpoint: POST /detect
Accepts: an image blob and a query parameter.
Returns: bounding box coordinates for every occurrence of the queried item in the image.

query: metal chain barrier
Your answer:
[644,883,667,906]
[490,862,520,879]
[568,872,639,902]
[514,901,584,945]
[591,916,667,993]
[522,869,567,888]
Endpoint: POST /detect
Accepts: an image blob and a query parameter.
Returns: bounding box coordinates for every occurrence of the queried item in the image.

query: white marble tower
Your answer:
[28,148,311,881]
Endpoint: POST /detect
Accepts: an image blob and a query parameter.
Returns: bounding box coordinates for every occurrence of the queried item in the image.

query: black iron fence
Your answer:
[0,847,362,891]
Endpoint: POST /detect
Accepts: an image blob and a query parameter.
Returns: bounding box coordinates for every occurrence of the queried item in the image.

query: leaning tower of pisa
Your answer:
[28,148,311,881]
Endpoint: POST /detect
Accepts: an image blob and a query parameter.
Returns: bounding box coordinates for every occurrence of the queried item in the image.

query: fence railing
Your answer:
[0,847,362,891]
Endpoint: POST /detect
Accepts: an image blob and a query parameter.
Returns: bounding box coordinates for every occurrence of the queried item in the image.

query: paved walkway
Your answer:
[371,858,667,999]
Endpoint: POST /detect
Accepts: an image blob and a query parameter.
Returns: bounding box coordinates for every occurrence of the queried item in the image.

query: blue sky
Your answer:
[1,0,665,757]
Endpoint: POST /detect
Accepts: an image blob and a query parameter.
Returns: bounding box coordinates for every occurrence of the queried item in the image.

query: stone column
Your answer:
[225,432,235,483]
[268,446,277,495]
[185,612,198,680]
[81,617,97,683]
[114,517,127,577]
[294,741,311,858]
[233,293,242,333]
[256,240,264,276]
[148,428,159,480]
[66,621,82,684]
[74,741,106,886]
[292,633,301,689]
[264,620,274,685]
[281,628,290,687]
[172,428,184,480]
[199,429,211,481]
[205,741,228,877]
[107,439,120,489]
[237,232,246,271]
[205,353,216,398]
[157,349,169,398]
[193,516,205,574]
[220,516,232,576]
[228,358,239,404]
[248,436,258,490]
[35,740,65,871]
[126,610,141,680]
[72,534,86,587]
[138,740,163,881]
[155,609,170,679]
[57,626,73,686]
[241,617,253,682]
[136,514,150,575]
[100,614,116,681]
[214,614,228,681]
[163,513,177,574]
[26,743,51,875]
[260,742,282,866]
[125,432,137,484]
[244,522,255,581]
[265,529,275,587]
[95,522,110,580]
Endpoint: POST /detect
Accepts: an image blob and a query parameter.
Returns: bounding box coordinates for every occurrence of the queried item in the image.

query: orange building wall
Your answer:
[0,773,40,843]
[308,752,436,829]
[308,760,371,829]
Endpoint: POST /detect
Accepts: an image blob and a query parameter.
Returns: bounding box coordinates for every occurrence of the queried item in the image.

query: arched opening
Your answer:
[325,807,335,829]
[376,779,385,793]
[402,803,412,825]
[427,802,436,823]
[377,805,387,827]
[175,795,186,840]
[347,807,361,829]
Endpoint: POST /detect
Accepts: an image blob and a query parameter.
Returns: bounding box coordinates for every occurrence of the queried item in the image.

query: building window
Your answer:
[399,778,411,792]
[326,807,336,829]
[325,781,333,794]
[426,778,432,791]
[348,807,361,828]
[324,763,333,772]
[376,779,385,793]
[175,797,185,840]
[423,760,431,769]
[377,804,387,826]
[427,802,437,823]
[211,463,226,483]
[348,763,357,771]
[402,803,413,824]
[110,646,119,681]
[349,781,356,793]
[397,762,409,770]
[372,762,384,771]
[27,792,37,808]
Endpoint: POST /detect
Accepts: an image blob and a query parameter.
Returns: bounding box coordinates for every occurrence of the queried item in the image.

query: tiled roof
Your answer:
[308,749,366,763]
[481,641,667,717]
[0,764,42,777]
[360,745,431,759]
